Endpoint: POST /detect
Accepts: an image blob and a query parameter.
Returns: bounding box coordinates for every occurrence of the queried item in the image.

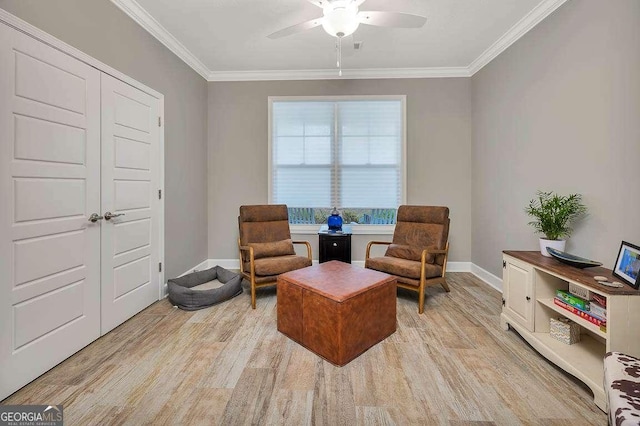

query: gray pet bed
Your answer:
[168,266,242,311]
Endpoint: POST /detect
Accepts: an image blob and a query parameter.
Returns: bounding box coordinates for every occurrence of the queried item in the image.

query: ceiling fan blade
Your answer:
[358,11,427,28]
[267,17,323,39]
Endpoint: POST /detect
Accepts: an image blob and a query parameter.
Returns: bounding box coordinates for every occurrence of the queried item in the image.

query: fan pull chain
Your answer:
[337,36,343,77]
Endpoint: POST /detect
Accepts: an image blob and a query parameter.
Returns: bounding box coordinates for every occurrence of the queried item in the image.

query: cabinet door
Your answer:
[503,257,534,331]
[319,235,351,263]
[0,24,101,400]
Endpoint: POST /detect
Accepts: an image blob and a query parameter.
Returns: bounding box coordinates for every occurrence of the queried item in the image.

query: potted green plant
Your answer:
[525,191,587,257]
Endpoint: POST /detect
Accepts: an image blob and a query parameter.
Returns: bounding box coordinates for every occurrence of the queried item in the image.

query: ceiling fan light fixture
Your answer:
[322,3,360,37]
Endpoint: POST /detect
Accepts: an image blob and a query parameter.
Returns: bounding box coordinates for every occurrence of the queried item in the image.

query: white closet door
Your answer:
[0,25,101,399]
[100,74,160,335]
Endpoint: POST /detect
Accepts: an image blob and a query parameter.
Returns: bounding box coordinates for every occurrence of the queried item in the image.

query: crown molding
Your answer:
[207,67,470,82]
[110,0,567,82]
[110,0,210,79]
[467,0,569,75]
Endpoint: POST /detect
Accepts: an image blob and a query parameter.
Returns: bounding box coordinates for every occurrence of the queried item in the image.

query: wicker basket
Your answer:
[550,317,581,345]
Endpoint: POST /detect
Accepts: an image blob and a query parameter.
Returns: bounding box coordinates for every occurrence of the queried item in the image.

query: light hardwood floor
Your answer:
[2,273,606,425]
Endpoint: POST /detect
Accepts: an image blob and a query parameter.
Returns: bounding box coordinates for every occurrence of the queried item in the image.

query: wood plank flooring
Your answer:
[2,273,606,425]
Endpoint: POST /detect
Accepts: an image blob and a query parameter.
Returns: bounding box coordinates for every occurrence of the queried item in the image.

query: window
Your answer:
[268,96,406,226]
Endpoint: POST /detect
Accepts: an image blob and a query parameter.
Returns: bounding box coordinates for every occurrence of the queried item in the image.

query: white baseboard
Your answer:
[162,259,211,297]
[471,263,503,292]
[178,259,211,276]
[207,259,240,270]
[446,261,472,272]
[198,259,503,292]
[205,259,472,271]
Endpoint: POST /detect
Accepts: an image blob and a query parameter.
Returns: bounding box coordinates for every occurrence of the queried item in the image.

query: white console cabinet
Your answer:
[500,251,640,411]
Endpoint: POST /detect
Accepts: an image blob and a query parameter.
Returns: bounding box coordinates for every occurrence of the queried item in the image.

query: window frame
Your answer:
[267,95,407,234]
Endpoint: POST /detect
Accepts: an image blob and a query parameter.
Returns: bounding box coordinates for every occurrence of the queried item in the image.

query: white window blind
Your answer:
[269,96,405,225]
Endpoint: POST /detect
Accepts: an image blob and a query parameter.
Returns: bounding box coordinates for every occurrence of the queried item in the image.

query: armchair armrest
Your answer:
[422,248,448,255]
[292,240,312,260]
[366,240,392,260]
[238,239,255,276]
[420,242,450,265]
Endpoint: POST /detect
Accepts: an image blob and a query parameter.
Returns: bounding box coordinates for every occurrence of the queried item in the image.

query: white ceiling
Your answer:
[112,0,567,81]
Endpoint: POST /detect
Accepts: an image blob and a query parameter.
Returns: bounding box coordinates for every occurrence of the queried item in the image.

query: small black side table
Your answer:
[318,227,352,264]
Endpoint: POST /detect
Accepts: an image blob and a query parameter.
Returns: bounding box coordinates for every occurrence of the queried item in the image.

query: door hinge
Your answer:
[502,297,505,307]
[502,260,506,269]
[158,116,162,127]
[158,189,162,199]
[159,262,162,272]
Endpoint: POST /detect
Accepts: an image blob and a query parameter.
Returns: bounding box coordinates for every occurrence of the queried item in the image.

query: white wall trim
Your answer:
[209,67,470,82]
[105,0,567,82]
[202,259,475,272]
[167,259,505,297]
[446,261,472,273]
[109,0,210,80]
[177,259,212,277]
[470,263,503,292]
[195,259,502,293]
[467,0,569,75]
[161,259,211,298]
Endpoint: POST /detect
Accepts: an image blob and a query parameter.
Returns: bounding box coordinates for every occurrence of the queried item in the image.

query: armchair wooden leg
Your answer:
[418,281,425,314]
[440,279,450,292]
[250,281,256,309]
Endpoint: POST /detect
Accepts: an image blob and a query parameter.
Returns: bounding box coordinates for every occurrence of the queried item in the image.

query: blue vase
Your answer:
[328,207,343,232]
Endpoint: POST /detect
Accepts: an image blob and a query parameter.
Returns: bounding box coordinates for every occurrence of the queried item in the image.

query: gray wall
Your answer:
[0,0,209,279]
[471,0,640,277]
[208,79,472,262]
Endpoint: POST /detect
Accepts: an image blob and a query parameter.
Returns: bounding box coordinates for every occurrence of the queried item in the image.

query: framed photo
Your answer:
[612,241,640,289]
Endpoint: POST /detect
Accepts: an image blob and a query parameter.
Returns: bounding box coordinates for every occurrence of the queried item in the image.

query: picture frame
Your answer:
[612,241,640,289]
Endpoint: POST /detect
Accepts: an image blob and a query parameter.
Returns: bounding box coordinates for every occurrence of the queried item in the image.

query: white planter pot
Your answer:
[540,238,566,257]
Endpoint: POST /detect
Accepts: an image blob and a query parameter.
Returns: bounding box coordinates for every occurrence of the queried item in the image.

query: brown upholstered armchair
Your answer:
[365,206,450,314]
[238,205,312,309]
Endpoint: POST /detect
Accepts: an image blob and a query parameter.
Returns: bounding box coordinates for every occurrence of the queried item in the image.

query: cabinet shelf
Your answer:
[502,251,640,411]
[537,298,606,338]
[531,332,605,389]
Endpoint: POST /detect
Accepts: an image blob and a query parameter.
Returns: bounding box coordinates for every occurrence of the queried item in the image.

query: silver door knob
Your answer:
[104,211,125,221]
[88,213,104,223]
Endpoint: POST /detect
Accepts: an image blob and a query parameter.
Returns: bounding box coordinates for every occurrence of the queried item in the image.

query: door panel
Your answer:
[14,50,87,114]
[101,74,159,335]
[0,24,101,400]
[14,281,85,349]
[14,115,86,164]
[115,137,150,170]
[14,230,85,285]
[14,178,85,221]
[114,219,151,255]
[114,180,151,211]
[114,256,151,298]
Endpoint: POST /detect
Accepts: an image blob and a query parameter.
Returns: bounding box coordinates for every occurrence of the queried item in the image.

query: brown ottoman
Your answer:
[277,260,397,366]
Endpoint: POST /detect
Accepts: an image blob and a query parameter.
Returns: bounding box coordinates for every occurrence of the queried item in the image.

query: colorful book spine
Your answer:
[591,293,607,308]
[556,290,589,311]
[553,297,606,327]
[589,303,607,319]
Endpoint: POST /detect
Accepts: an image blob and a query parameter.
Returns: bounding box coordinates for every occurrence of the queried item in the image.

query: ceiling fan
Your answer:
[267,0,427,75]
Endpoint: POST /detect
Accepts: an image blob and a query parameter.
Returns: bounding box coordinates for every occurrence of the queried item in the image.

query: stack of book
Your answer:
[554,290,607,330]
